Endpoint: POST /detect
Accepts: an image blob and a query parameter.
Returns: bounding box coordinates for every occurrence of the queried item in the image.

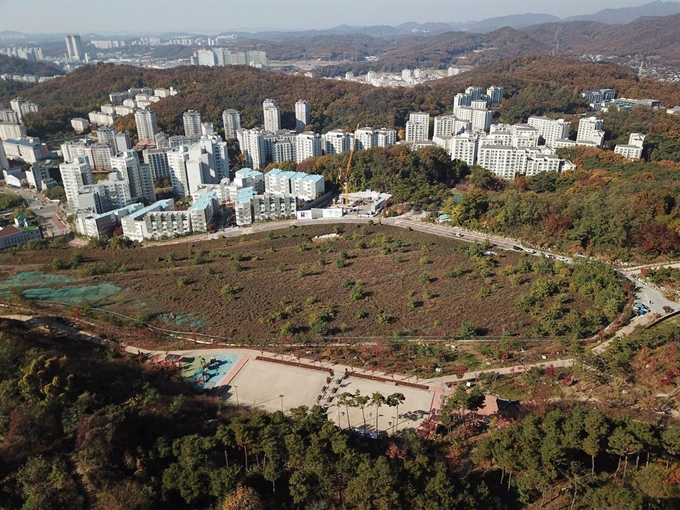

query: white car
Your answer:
[454,233,463,238]
[524,248,536,254]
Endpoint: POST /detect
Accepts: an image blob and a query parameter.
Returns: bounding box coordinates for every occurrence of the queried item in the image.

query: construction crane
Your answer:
[342,124,360,206]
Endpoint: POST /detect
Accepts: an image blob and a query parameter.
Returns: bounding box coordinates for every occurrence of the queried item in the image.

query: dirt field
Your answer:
[0,223,610,341]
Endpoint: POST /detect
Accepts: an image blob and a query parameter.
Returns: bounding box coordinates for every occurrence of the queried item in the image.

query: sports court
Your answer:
[223,359,328,413]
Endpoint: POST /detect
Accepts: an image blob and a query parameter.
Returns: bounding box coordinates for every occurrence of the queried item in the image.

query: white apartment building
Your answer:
[71,118,90,134]
[0,121,27,140]
[61,140,113,170]
[296,132,322,163]
[263,98,281,131]
[323,129,351,154]
[97,126,117,151]
[471,99,488,110]
[110,151,155,203]
[235,188,298,226]
[405,112,430,142]
[273,140,295,164]
[60,156,94,209]
[134,109,159,144]
[65,35,85,61]
[291,173,325,201]
[450,131,479,166]
[2,137,46,163]
[183,110,202,138]
[116,131,132,152]
[355,127,376,150]
[433,115,470,137]
[143,148,171,180]
[10,97,39,121]
[486,86,504,105]
[167,146,190,196]
[527,117,571,147]
[233,168,265,193]
[454,93,472,108]
[576,117,605,148]
[89,111,118,126]
[295,99,310,132]
[222,109,241,139]
[465,86,484,100]
[122,195,217,242]
[510,124,540,148]
[237,128,266,169]
[376,128,397,147]
[614,133,645,160]
[76,171,133,213]
[0,109,20,123]
[185,136,230,195]
[75,203,144,239]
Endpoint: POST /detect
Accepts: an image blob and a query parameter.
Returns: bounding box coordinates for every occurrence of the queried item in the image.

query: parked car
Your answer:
[512,245,523,251]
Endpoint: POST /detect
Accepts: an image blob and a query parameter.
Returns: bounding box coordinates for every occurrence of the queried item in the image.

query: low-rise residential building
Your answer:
[71,118,90,133]
[75,203,144,238]
[0,224,42,249]
[120,193,218,241]
[0,121,27,140]
[233,168,264,192]
[614,133,645,160]
[2,137,47,163]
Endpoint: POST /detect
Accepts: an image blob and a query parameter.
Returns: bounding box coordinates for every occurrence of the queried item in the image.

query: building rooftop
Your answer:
[4,137,40,148]
[0,226,21,238]
[128,199,174,221]
[236,186,256,204]
[190,191,217,211]
[85,203,144,221]
[234,167,263,178]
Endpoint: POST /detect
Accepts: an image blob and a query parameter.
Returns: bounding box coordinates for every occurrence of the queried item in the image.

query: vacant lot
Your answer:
[0,223,624,343]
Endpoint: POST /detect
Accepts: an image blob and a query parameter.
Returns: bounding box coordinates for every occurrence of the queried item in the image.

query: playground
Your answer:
[180,353,243,391]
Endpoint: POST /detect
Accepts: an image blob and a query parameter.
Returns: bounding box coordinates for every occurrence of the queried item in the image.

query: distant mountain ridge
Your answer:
[565,0,680,23]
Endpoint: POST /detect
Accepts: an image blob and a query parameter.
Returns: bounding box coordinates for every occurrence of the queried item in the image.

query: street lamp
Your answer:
[279,394,284,413]
[233,385,239,408]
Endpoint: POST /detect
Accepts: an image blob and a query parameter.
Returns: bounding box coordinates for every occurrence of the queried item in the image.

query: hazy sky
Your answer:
[0,0,658,34]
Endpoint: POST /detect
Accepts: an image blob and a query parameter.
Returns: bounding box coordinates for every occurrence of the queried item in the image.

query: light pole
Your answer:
[279,394,284,413]
[233,385,239,408]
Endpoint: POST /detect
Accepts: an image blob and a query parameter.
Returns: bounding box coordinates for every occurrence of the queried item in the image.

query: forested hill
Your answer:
[523,13,680,64]
[9,56,680,141]
[0,54,64,77]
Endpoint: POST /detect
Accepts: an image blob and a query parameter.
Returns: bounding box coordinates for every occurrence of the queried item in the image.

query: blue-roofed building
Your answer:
[235,186,256,226]
[233,167,264,192]
[292,173,324,200]
[121,199,180,241]
[75,202,144,239]
[189,191,218,232]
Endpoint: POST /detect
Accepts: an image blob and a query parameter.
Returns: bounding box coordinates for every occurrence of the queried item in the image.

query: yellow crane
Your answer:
[342,124,360,206]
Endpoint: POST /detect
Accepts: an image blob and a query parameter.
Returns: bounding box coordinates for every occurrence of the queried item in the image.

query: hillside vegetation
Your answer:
[8,55,680,143]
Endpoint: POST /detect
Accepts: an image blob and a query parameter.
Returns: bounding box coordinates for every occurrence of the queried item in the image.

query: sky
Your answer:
[0,0,660,34]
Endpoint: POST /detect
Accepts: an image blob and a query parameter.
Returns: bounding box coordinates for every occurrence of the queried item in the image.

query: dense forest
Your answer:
[441,147,680,261]
[1,315,679,509]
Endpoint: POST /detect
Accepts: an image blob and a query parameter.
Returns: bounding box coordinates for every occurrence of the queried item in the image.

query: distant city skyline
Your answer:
[0,0,661,34]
